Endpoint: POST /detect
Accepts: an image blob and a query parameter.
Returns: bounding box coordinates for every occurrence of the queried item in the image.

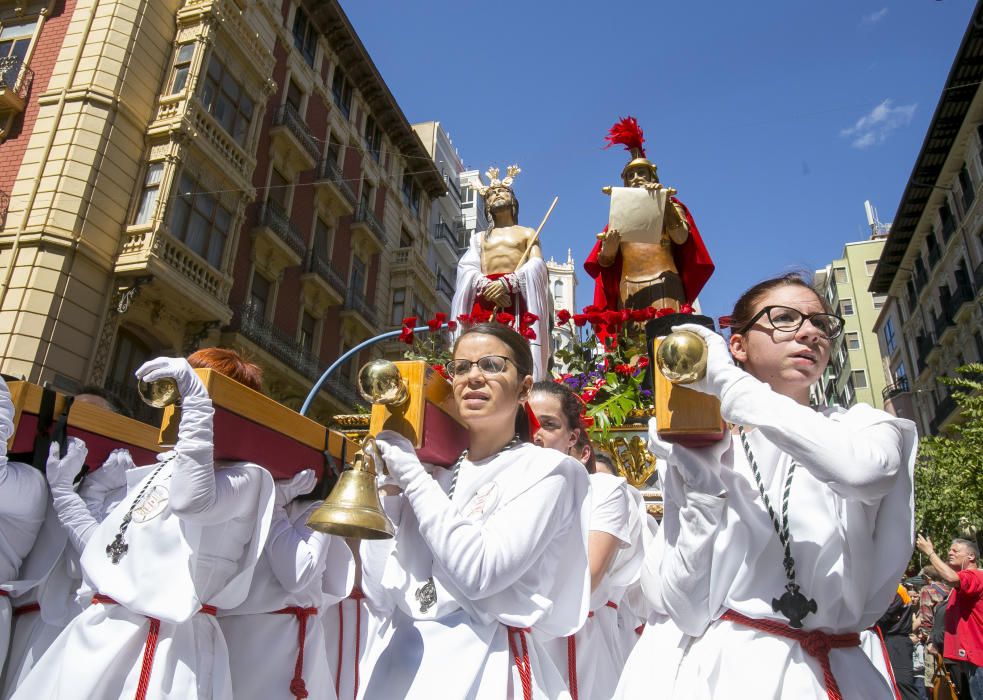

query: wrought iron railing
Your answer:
[235,303,320,380]
[306,253,346,296]
[258,200,306,258]
[317,157,356,205]
[353,204,385,243]
[272,104,321,163]
[343,291,379,328]
[947,284,974,317]
[881,377,910,402]
[103,377,163,426]
[0,56,33,100]
[0,189,8,229]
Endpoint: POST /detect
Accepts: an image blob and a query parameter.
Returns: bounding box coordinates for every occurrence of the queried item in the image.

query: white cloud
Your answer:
[840,99,917,149]
[861,7,888,25]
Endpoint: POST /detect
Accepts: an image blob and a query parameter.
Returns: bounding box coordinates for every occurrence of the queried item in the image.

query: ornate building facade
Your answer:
[0,0,446,423]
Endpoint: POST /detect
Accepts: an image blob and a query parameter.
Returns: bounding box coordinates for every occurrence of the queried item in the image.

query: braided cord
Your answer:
[739,427,798,583]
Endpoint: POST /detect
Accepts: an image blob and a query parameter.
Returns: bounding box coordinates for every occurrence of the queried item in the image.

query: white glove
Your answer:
[669,324,745,399]
[134,357,208,400]
[46,438,87,495]
[80,448,133,514]
[274,469,317,508]
[647,418,729,496]
[373,430,425,488]
[0,376,14,455]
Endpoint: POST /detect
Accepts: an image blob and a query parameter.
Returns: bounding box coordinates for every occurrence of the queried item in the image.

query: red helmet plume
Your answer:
[604,116,646,158]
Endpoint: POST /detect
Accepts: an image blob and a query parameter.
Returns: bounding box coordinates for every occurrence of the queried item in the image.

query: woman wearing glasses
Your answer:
[360,323,591,700]
[618,273,917,699]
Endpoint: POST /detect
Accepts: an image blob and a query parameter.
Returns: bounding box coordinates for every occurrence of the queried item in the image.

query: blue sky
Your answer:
[341,1,973,323]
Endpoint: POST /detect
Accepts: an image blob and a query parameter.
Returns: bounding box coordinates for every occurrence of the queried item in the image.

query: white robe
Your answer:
[359,443,591,699]
[0,460,47,674]
[2,458,127,698]
[630,380,917,699]
[546,472,636,700]
[219,498,354,700]
[450,230,550,381]
[12,396,275,700]
[615,485,658,663]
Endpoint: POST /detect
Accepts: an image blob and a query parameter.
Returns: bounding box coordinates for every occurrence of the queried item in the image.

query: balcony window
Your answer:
[401,174,420,215]
[0,19,37,87]
[350,255,366,296]
[331,67,352,118]
[845,332,861,350]
[286,80,303,113]
[167,43,195,94]
[300,311,317,353]
[839,298,854,316]
[200,56,255,145]
[326,131,340,165]
[884,318,897,354]
[269,168,291,211]
[391,288,406,326]
[171,173,232,269]
[364,115,381,163]
[314,217,332,262]
[833,266,847,284]
[872,293,886,310]
[133,163,164,225]
[292,7,317,67]
[960,165,975,213]
[461,184,475,205]
[360,180,375,213]
[940,201,955,241]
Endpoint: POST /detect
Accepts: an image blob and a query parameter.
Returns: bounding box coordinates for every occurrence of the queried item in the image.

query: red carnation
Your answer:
[583,304,599,314]
[447,320,458,332]
[655,307,674,318]
[521,327,537,340]
[619,309,631,322]
[426,312,448,331]
[401,316,418,328]
[586,311,604,325]
[643,306,658,320]
[680,304,694,314]
[573,314,588,327]
[398,326,415,344]
[615,363,632,375]
[629,308,648,322]
[471,308,493,323]
[496,311,515,326]
[557,309,572,325]
[637,356,650,369]
[432,363,449,380]
[603,310,622,326]
[520,311,539,327]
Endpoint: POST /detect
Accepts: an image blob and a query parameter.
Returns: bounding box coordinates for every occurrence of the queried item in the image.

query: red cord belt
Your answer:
[721,609,860,700]
[335,586,366,700]
[567,600,618,700]
[272,605,319,700]
[91,594,216,700]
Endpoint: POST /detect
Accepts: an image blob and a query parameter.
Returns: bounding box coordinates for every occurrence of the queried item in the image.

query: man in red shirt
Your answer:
[917,534,983,698]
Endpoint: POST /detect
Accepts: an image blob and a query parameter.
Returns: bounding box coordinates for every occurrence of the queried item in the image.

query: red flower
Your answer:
[401,316,418,328]
[580,415,595,429]
[447,320,458,332]
[556,309,572,325]
[573,314,588,327]
[655,307,674,318]
[603,310,622,326]
[718,315,733,329]
[581,388,598,402]
[471,308,493,323]
[619,309,631,323]
[583,304,599,314]
[398,326,415,344]
[680,304,694,314]
[586,311,604,326]
[432,363,449,380]
[605,335,619,349]
[637,356,650,369]
[521,326,537,340]
[496,311,515,326]
[457,313,472,325]
[629,308,648,322]
[643,306,658,320]
[520,312,539,328]
[427,312,448,331]
[615,363,632,375]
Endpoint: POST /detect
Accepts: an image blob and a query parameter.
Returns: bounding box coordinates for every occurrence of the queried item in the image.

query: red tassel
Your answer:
[604,116,646,157]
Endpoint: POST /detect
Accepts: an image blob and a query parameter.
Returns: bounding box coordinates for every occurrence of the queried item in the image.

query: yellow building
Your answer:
[0,0,445,424]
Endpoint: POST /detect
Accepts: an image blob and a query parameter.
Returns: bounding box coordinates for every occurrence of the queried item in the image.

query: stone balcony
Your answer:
[351,204,386,253]
[270,104,320,174]
[340,291,379,338]
[252,200,306,271]
[300,252,346,311]
[115,224,233,322]
[0,55,33,118]
[391,246,436,290]
[314,156,356,216]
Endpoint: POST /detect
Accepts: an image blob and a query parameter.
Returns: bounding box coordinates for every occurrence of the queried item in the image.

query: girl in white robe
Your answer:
[0,377,48,675]
[12,356,275,700]
[620,274,917,699]
[2,449,129,698]
[219,469,355,700]
[361,323,591,699]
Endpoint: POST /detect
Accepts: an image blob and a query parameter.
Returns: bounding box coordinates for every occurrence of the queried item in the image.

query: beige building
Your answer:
[871,2,983,435]
[0,0,447,424]
[812,234,889,409]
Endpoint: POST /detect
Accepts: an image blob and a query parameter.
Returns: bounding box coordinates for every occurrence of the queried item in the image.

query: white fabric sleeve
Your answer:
[51,487,99,554]
[720,374,905,501]
[643,460,727,636]
[590,478,632,546]
[265,502,330,593]
[167,395,258,523]
[399,462,571,601]
[0,461,48,520]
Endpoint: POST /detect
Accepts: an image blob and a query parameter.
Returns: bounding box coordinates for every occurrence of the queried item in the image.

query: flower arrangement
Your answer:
[553,304,693,439]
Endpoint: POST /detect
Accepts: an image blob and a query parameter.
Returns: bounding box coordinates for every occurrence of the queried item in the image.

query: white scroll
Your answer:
[608,186,667,243]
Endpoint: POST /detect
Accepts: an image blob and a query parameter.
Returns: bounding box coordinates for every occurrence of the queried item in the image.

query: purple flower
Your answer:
[640,389,653,400]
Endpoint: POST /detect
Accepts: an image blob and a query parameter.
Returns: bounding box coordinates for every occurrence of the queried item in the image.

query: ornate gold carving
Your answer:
[601,433,657,488]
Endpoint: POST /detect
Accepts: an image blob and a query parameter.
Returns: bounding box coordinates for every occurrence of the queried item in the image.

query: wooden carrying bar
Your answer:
[6,381,164,469]
[159,369,329,480]
[367,360,468,467]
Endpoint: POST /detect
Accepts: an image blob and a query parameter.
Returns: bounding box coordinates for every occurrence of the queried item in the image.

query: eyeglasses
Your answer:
[446,355,515,378]
[738,305,845,340]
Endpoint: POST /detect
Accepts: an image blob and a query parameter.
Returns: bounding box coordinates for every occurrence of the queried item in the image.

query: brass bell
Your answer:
[137,378,181,408]
[357,359,408,408]
[656,330,708,384]
[306,436,394,540]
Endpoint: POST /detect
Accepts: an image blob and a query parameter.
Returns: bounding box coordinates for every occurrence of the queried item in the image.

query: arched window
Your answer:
[553,279,564,299]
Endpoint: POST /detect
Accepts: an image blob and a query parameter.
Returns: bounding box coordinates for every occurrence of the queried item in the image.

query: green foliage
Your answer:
[914,364,983,546]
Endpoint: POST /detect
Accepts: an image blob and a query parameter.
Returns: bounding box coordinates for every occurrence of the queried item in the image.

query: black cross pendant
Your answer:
[415,577,437,614]
[106,534,128,564]
[772,583,817,629]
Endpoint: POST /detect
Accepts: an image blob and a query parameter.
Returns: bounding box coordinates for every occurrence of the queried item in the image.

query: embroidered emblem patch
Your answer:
[463,482,500,519]
[130,485,169,523]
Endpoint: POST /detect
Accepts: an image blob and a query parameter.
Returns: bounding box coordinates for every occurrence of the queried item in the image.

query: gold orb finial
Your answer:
[357,360,408,407]
[655,330,708,384]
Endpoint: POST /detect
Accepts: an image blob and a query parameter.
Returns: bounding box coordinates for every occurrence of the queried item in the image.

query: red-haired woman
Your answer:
[618,274,917,699]
[14,350,275,700]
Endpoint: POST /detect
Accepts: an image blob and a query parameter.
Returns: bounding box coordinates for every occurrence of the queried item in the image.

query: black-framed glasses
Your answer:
[738,305,844,340]
[446,355,515,378]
